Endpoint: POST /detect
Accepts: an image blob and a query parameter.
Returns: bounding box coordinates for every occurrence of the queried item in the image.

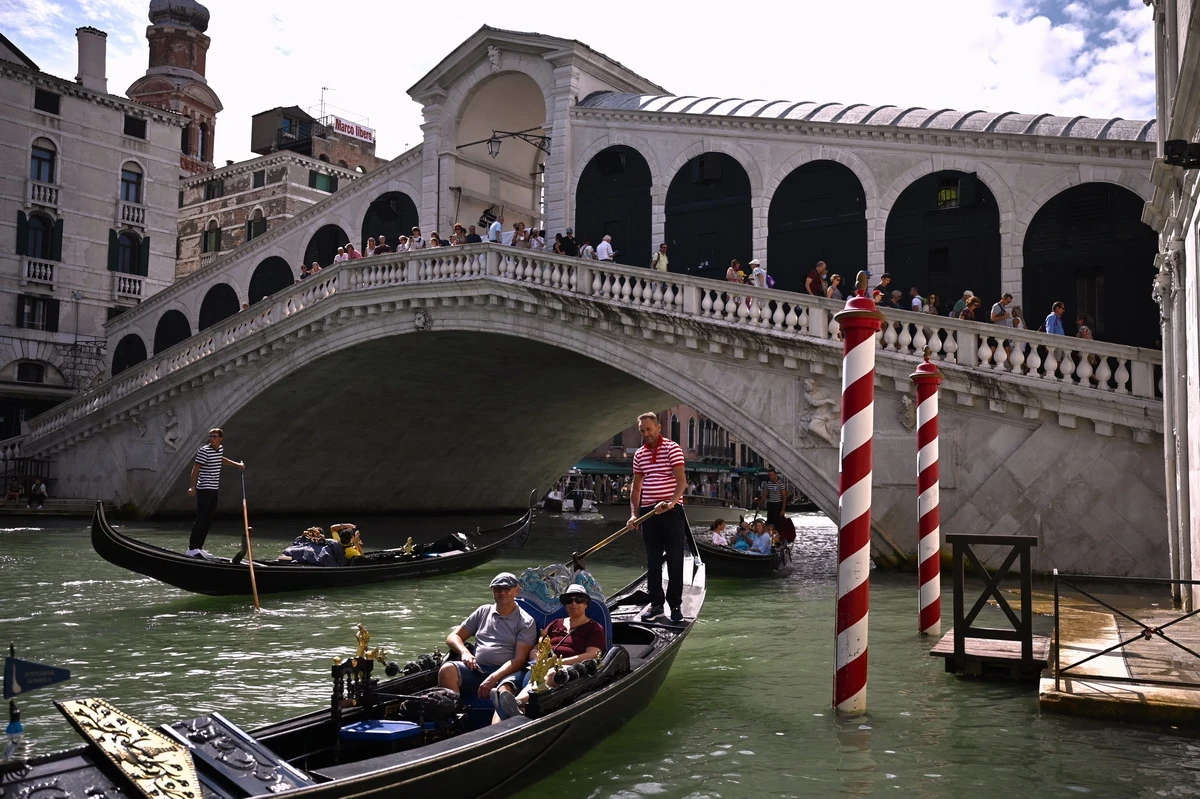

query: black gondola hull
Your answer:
[90,503,531,596]
[695,539,789,577]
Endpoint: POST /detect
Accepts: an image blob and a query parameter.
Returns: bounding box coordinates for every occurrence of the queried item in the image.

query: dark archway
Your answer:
[303,224,349,268]
[111,334,147,376]
[361,192,419,251]
[575,146,652,267]
[198,283,240,331]
[154,309,191,354]
[1023,183,1158,347]
[884,170,1001,309]
[249,256,295,304]
[665,153,752,281]
[768,161,867,293]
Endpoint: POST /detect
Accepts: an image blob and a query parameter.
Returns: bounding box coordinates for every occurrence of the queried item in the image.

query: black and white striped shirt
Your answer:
[763,480,786,503]
[194,444,224,490]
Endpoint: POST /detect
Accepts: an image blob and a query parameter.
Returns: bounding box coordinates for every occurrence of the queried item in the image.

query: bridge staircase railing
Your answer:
[3,245,1163,456]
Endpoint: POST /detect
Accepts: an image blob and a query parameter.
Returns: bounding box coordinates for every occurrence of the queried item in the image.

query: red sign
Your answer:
[330,115,375,144]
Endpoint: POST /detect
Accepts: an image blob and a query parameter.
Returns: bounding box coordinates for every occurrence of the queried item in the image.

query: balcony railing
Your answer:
[27,179,60,208]
[112,273,144,300]
[199,252,219,269]
[21,258,54,288]
[119,201,146,227]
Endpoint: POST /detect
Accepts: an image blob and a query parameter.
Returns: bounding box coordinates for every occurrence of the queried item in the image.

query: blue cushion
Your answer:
[339,719,422,741]
[516,597,611,650]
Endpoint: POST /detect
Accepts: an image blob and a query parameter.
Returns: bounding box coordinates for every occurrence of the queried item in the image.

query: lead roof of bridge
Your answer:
[578,93,1157,142]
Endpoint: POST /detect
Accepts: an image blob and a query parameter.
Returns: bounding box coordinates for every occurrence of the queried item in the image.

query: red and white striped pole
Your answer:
[833,271,885,714]
[911,350,943,637]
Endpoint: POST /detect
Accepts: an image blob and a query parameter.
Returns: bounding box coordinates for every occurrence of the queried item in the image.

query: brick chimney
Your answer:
[75,27,108,93]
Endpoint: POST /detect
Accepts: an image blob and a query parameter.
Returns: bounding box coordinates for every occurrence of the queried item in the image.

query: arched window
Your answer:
[116,231,140,274]
[26,213,52,258]
[688,418,696,450]
[670,414,681,444]
[202,219,221,254]
[245,209,266,242]
[120,162,143,203]
[30,138,55,183]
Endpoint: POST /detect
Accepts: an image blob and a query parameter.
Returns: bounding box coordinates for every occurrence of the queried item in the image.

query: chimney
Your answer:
[75,27,108,93]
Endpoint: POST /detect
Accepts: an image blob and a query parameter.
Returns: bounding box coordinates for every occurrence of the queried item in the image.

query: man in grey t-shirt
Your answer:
[438,572,536,702]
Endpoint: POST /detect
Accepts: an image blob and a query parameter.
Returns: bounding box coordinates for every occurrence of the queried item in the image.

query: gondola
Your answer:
[90,502,532,596]
[695,537,791,577]
[0,556,707,799]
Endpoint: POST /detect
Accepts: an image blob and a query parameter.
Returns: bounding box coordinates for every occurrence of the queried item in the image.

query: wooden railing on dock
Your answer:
[930,533,1050,679]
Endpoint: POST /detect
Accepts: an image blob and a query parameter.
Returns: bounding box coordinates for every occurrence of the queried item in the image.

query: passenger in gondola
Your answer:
[709,519,730,547]
[749,521,774,555]
[331,523,363,560]
[732,522,753,551]
[493,583,605,720]
[439,572,536,707]
[278,527,347,566]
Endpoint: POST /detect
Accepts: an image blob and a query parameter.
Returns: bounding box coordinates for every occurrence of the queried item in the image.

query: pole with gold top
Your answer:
[911,347,943,637]
[832,271,886,714]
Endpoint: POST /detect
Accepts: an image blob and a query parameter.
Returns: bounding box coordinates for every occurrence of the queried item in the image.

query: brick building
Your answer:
[250,107,387,174]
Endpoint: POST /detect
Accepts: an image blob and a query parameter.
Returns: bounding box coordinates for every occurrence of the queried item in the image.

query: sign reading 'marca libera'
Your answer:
[330,115,375,143]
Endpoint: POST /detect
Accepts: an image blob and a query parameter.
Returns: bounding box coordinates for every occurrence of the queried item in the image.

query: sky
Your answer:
[1,0,1157,166]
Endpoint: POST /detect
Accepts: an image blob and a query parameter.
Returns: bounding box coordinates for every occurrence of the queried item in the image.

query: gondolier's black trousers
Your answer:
[639,504,686,611]
[766,501,784,528]
[190,489,219,550]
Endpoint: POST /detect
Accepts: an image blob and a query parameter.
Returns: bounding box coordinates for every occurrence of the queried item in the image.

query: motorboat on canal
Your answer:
[677,494,749,525]
[89,502,532,596]
[0,554,707,799]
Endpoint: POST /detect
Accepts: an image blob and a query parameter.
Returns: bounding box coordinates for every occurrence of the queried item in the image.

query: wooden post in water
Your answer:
[832,272,885,714]
[911,350,942,636]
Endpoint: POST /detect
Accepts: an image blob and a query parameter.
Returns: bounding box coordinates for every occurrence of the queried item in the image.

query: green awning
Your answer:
[685,461,733,473]
[734,466,769,475]
[572,458,632,475]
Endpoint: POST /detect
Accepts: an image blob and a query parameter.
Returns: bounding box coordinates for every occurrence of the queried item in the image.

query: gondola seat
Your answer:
[515,596,612,650]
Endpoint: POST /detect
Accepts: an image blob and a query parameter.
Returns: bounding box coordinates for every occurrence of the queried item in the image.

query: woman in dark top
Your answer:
[494,583,604,718]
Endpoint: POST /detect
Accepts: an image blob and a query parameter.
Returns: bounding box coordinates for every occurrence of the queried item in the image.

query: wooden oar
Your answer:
[570,506,660,570]
[240,472,261,610]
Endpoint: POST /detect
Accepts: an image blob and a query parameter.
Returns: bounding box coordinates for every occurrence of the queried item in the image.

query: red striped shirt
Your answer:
[633,437,685,504]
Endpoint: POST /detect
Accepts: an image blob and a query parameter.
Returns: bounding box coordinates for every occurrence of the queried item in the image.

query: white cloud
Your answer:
[3,0,1157,165]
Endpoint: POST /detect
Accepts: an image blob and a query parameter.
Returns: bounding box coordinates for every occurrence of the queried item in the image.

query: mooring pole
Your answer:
[832,272,885,714]
[911,349,943,636]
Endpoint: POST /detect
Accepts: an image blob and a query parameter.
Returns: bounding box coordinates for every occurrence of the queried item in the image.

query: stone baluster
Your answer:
[1008,340,1025,373]
[1094,356,1113,391]
[1043,346,1060,379]
[1113,359,1131,394]
[898,323,913,354]
[772,302,785,330]
[977,336,993,367]
[652,280,663,308]
[1076,349,1094,385]
[783,303,799,333]
[709,291,723,319]
[737,297,750,322]
[913,326,927,354]
[882,323,898,351]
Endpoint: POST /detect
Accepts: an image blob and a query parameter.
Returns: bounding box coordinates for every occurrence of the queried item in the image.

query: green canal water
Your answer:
[1,511,1197,798]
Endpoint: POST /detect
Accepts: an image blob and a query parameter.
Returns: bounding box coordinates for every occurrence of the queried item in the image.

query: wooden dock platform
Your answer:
[930,630,1051,680]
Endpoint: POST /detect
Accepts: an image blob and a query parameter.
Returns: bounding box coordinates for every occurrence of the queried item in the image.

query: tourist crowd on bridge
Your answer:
[298,217,1101,349]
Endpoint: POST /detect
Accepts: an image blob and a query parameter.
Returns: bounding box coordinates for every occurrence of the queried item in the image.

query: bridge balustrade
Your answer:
[5,244,1163,452]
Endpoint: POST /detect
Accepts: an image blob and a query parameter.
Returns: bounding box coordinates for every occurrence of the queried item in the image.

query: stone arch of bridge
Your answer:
[140,311,841,520]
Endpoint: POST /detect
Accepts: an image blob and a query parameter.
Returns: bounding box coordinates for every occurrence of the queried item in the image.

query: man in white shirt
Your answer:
[409,226,426,250]
[332,247,348,263]
[750,258,768,288]
[487,215,504,243]
[596,235,615,261]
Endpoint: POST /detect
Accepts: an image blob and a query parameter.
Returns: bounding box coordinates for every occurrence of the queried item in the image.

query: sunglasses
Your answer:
[561,595,588,605]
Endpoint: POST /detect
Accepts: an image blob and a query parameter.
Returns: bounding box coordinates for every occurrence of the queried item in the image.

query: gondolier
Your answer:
[628,412,687,623]
[759,469,788,527]
[185,428,244,558]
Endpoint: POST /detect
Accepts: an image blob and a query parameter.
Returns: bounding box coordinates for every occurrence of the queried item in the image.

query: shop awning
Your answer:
[685,461,733,473]
[571,458,632,475]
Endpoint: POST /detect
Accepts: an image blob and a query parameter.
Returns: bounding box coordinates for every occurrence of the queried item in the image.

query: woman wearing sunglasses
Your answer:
[494,583,605,719]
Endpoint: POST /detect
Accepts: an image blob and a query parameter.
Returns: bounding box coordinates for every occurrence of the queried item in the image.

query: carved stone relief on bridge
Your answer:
[899,395,917,432]
[798,378,840,448]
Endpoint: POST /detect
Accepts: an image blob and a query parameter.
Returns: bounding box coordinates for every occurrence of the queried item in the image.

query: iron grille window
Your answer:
[34,89,60,115]
[123,115,147,139]
[253,170,266,188]
[936,179,960,209]
[30,146,55,183]
[15,362,45,383]
[120,168,143,203]
[17,296,58,332]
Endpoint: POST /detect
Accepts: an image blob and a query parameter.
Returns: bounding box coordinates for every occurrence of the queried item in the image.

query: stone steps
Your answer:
[0,498,114,516]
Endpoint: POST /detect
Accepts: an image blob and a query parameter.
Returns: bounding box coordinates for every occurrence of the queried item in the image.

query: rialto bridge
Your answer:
[6,246,1166,577]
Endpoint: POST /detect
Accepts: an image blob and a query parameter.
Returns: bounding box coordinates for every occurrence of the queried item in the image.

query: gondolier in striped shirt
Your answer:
[628,412,688,623]
[758,469,788,528]
[185,428,245,558]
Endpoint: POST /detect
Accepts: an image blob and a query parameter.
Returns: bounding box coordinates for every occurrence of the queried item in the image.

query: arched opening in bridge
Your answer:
[111,334,147,376]
[303,224,349,268]
[1022,183,1158,346]
[768,161,867,293]
[453,72,547,234]
[665,153,752,281]
[198,283,240,331]
[575,145,652,267]
[153,309,191,354]
[361,192,419,251]
[884,170,1001,312]
[249,257,295,304]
